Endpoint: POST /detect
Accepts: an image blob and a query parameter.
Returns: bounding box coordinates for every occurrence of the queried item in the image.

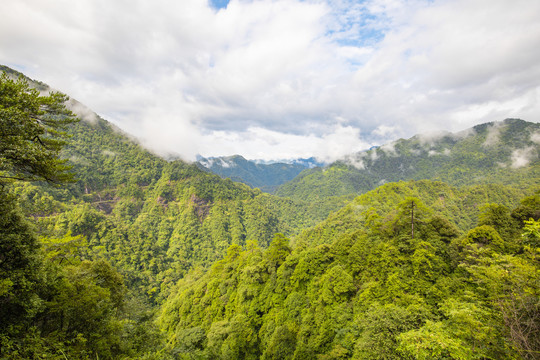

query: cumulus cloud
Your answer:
[372,125,399,138]
[1,0,539,160]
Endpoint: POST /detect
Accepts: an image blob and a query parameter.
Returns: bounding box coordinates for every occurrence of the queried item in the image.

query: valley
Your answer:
[1,68,539,359]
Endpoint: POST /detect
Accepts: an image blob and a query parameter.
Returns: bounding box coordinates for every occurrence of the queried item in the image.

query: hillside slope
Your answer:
[159,185,540,359]
[1,67,329,303]
[294,180,531,247]
[16,115,337,302]
[3,65,539,359]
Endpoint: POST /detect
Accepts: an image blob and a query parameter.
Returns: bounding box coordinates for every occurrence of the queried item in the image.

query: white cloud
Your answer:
[66,98,98,124]
[380,142,397,155]
[342,151,369,169]
[1,0,539,160]
[510,146,537,169]
[372,125,399,139]
[344,157,366,170]
[416,130,452,147]
[427,148,451,157]
[530,131,540,144]
[369,148,379,162]
[483,122,504,147]
[192,123,371,163]
[219,159,234,168]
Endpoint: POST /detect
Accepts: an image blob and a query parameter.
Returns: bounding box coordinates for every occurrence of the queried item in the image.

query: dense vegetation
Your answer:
[296,180,530,247]
[160,193,540,359]
[0,68,346,358]
[1,67,539,359]
[13,116,343,305]
[0,71,77,183]
[1,71,159,358]
[276,119,540,201]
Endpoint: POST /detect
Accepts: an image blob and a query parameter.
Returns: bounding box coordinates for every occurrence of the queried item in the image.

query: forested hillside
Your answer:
[276,119,540,201]
[295,180,531,247]
[1,67,539,359]
[15,116,341,304]
[159,191,540,359]
[0,68,344,358]
[1,71,162,358]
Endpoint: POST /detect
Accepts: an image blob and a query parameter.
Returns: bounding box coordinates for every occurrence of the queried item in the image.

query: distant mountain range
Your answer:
[195,119,539,200]
[275,118,540,201]
[196,155,324,193]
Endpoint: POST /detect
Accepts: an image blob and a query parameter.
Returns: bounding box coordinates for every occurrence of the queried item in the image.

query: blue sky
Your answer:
[1,0,539,161]
[210,0,230,9]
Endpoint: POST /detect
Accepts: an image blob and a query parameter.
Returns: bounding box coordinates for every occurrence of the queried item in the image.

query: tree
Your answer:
[478,203,520,242]
[394,197,431,240]
[0,71,79,356]
[354,303,417,359]
[0,190,43,335]
[0,72,78,184]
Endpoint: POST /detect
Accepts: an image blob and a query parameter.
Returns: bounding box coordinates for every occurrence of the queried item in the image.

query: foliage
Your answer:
[10,114,339,304]
[0,190,43,335]
[158,195,539,359]
[0,72,78,184]
[296,180,527,247]
[0,68,161,359]
[0,188,163,358]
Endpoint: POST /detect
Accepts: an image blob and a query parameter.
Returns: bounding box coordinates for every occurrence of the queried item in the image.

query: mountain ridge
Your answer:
[195,155,324,193]
[276,118,540,201]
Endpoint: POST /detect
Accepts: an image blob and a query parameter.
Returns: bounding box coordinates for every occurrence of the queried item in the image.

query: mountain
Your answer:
[196,155,323,193]
[276,118,540,201]
[3,66,349,356]
[17,116,337,302]
[3,65,539,359]
[2,68,334,305]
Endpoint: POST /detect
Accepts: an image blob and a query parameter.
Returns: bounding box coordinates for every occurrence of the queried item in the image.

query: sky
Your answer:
[1,0,539,162]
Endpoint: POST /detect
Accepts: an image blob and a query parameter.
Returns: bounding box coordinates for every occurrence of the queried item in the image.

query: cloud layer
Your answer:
[1,0,539,161]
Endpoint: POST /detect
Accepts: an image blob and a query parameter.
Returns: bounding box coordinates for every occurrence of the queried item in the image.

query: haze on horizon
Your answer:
[1,0,539,162]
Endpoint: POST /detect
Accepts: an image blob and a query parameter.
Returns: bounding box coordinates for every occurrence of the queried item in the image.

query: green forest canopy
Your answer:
[1,68,539,359]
